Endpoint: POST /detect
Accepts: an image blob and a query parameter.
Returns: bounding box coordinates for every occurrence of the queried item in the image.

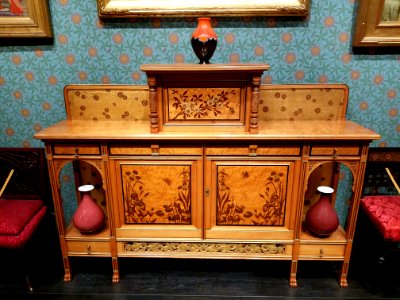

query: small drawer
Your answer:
[311,146,359,156]
[205,145,300,156]
[53,144,100,155]
[299,244,345,259]
[110,145,202,156]
[67,241,110,255]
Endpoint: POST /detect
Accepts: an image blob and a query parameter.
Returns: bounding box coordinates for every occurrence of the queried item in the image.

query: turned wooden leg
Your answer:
[290,261,298,287]
[63,257,72,282]
[339,261,349,288]
[112,257,120,283]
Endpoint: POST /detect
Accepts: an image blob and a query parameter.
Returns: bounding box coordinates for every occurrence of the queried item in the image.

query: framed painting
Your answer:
[0,0,52,38]
[353,0,400,46]
[96,0,310,18]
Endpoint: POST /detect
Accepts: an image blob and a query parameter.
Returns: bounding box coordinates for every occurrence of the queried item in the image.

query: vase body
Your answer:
[72,185,105,234]
[191,18,218,64]
[305,186,339,237]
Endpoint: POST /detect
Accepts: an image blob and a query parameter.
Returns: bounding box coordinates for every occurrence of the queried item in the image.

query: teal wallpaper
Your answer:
[0,0,399,148]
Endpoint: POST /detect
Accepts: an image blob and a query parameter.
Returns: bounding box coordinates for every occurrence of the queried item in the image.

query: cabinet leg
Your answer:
[112,257,120,283]
[339,261,349,288]
[290,261,298,287]
[63,256,72,282]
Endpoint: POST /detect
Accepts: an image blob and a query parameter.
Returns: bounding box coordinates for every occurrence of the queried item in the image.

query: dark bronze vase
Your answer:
[191,18,218,64]
[305,186,339,237]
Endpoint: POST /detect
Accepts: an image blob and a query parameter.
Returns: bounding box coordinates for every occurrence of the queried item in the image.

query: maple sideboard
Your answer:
[35,64,380,287]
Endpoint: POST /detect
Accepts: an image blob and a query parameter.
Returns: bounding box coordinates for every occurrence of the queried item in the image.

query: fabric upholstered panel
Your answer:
[0,202,46,249]
[0,200,44,235]
[361,196,400,242]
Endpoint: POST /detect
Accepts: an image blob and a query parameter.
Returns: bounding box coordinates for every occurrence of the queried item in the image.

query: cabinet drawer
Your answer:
[205,145,300,156]
[110,145,202,156]
[67,241,110,255]
[311,146,359,156]
[53,144,100,155]
[299,244,345,259]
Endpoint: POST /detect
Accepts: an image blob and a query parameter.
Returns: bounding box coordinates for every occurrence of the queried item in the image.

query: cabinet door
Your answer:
[204,159,298,241]
[112,159,203,240]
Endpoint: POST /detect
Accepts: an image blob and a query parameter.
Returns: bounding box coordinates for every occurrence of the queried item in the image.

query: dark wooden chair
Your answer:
[354,148,400,283]
[0,148,52,291]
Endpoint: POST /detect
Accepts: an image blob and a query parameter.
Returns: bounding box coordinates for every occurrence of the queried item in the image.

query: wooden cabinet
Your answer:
[35,64,380,287]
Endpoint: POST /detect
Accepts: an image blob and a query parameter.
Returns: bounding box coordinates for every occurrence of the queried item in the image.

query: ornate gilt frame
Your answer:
[96,0,310,18]
[353,0,400,47]
[0,0,52,38]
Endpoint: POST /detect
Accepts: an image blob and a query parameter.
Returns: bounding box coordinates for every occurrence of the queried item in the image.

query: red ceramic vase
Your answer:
[305,186,339,237]
[191,17,218,64]
[72,185,105,234]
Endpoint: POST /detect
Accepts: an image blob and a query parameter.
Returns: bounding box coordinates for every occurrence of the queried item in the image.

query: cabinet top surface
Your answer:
[140,63,270,73]
[34,120,380,142]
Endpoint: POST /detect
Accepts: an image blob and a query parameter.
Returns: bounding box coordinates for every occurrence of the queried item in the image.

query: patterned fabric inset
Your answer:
[259,85,347,121]
[361,196,400,242]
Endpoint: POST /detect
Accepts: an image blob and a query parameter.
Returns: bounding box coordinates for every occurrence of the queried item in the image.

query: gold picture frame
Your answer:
[353,0,400,47]
[0,0,52,38]
[97,0,310,18]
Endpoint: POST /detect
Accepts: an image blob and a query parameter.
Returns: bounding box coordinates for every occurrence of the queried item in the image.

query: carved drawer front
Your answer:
[67,241,111,256]
[310,145,359,156]
[110,144,202,156]
[205,145,300,156]
[299,244,345,259]
[53,144,100,155]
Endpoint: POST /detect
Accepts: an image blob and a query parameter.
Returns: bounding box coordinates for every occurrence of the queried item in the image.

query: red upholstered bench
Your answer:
[354,148,400,284]
[0,199,47,249]
[360,195,400,242]
[0,148,51,291]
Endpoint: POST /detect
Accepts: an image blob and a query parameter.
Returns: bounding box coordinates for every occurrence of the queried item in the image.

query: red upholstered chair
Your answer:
[0,148,51,291]
[354,148,400,282]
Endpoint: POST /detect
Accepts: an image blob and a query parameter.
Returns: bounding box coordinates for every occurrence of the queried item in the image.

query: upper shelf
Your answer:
[140,63,270,73]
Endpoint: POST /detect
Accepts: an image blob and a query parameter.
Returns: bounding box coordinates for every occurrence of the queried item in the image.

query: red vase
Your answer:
[191,17,218,64]
[305,186,339,237]
[72,185,105,234]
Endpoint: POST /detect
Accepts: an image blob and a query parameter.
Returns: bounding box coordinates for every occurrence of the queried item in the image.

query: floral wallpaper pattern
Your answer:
[0,0,399,148]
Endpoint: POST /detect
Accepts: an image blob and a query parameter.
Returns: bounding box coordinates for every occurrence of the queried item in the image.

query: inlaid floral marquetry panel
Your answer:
[65,87,150,121]
[121,164,191,224]
[165,87,242,122]
[217,165,288,226]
